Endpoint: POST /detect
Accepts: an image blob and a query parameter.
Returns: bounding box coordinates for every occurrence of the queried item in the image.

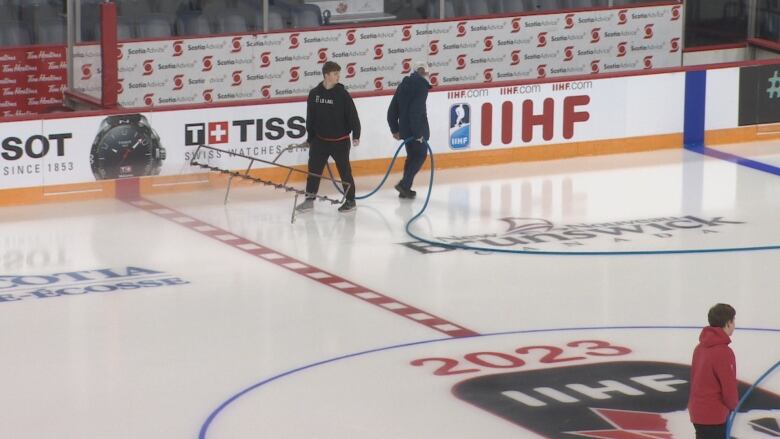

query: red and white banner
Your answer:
[69,3,683,108]
[0,47,68,117]
[1,70,684,191]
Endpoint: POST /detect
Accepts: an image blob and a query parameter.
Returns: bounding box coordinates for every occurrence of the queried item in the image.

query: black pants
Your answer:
[399,139,428,190]
[305,138,355,201]
[693,423,726,439]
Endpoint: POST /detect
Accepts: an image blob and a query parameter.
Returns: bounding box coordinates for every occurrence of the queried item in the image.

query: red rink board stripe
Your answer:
[126,198,479,338]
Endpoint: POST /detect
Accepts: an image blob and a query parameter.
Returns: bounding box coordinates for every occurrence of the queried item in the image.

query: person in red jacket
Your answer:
[688,303,738,438]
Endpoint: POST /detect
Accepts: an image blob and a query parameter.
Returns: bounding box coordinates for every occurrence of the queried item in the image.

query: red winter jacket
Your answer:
[688,326,739,424]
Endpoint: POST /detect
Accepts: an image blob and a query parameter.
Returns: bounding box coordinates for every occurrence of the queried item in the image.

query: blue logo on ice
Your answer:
[449,103,471,149]
[0,266,190,304]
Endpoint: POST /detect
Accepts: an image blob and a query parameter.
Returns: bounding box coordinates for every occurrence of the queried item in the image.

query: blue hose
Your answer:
[726,360,780,437]
[353,139,409,200]
[325,139,412,199]
[326,139,780,256]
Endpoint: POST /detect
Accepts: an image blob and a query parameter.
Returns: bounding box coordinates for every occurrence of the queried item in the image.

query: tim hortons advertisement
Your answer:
[69,3,682,109]
[1,70,684,191]
[0,46,68,117]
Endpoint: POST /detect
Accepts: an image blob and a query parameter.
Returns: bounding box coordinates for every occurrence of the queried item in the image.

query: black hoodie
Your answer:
[306,82,361,143]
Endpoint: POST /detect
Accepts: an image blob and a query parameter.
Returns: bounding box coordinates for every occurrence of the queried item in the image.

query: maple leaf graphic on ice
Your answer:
[567,408,673,439]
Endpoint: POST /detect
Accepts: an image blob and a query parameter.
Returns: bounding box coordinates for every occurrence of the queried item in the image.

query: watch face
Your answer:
[92,124,157,180]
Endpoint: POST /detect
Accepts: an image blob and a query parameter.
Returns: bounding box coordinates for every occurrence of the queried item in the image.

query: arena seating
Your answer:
[0,20,30,46]
[759,0,780,41]
[0,0,687,46]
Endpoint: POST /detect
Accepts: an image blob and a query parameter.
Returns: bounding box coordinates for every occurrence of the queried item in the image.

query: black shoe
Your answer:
[395,182,415,199]
[338,199,356,213]
[295,197,315,212]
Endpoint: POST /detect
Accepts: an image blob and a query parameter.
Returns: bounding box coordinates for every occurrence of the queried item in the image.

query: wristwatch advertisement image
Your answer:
[90,114,166,180]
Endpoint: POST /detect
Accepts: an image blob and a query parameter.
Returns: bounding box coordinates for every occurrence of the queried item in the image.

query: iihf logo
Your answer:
[451,360,780,438]
[564,46,574,62]
[456,55,467,70]
[511,50,521,66]
[429,40,440,55]
[374,44,384,60]
[289,33,300,49]
[231,36,242,53]
[318,48,328,64]
[202,56,213,72]
[346,29,356,45]
[565,14,575,29]
[457,22,467,37]
[173,74,185,90]
[591,28,601,43]
[449,103,471,150]
[173,40,184,56]
[484,36,494,52]
[537,32,548,48]
[346,63,357,78]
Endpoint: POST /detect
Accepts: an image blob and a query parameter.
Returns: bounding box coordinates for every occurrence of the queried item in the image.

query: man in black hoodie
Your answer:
[296,61,361,213]
[387,60,432,199]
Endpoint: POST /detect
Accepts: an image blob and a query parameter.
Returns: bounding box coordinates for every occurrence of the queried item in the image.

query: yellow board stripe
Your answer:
[0,127,772,206]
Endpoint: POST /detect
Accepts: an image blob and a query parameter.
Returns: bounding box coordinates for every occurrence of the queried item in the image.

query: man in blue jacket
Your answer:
[387,61,431,199]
